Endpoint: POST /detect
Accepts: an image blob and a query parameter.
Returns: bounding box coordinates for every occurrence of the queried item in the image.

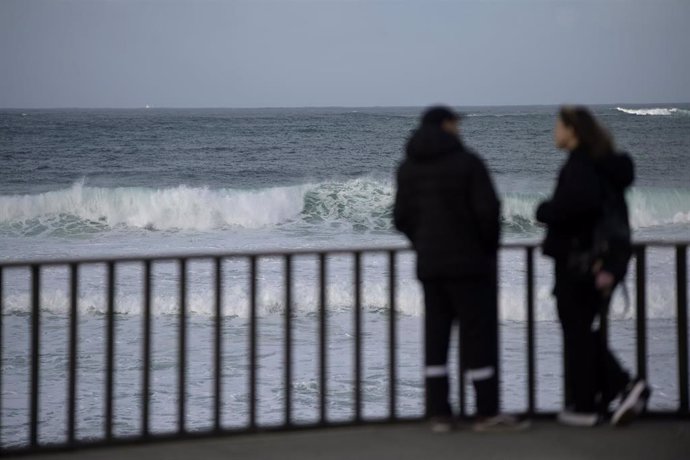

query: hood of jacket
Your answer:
[405,126,463,161]
[597,151,635,190]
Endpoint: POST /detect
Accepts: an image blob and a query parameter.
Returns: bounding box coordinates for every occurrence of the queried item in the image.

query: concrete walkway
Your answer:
[15,421,690,460]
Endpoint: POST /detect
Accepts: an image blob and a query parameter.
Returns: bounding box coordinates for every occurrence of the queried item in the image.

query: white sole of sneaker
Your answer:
[557,411,599,427]
[611,381,649,426]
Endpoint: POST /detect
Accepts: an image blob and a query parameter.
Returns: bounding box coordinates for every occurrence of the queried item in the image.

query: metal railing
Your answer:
[0,241,688,456]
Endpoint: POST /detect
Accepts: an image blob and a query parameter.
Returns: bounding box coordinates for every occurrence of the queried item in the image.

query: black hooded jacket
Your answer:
[393,127,501,280]
[536,147,635,279]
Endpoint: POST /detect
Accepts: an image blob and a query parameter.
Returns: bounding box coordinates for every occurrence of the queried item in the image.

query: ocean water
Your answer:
[1,105,689,446]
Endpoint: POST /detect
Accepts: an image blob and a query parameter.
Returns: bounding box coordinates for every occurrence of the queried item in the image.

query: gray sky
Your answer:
[1,0,689,108]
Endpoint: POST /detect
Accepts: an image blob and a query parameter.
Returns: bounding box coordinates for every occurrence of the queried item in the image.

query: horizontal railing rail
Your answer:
[1,239,687,267]
[0,241,688,456]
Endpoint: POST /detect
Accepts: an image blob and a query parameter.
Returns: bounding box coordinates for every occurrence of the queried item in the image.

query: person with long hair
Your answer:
[536,106,651,427]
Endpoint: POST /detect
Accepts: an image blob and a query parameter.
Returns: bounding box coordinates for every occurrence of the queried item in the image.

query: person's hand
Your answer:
[535,202,550,225]
[595,270,615,292]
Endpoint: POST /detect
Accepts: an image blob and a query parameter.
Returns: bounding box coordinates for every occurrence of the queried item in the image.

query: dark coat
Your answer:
[393,127,501,280]
[536,147,634,279]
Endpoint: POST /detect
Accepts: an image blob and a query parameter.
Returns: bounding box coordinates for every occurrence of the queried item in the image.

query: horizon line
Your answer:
[2,101,689,111]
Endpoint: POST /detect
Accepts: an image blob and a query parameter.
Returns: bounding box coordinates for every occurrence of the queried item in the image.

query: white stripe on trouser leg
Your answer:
[592,315,600,332]
[465,366,495,381]
[425,365,448,378]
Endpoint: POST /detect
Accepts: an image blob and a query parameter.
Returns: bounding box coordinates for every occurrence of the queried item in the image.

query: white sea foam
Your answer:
[501,189,690,231]
[0,180,308,233]
[0,179,396,235]
[0,275,675,321]
[0,180,688,236]
[626,188,690,228]
[616,107,690,116]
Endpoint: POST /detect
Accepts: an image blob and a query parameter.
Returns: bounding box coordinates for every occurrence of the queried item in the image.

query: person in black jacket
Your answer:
[537,106,650,427]
[394,106,525,432]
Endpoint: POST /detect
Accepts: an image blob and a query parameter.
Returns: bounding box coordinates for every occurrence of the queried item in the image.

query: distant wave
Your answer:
[1,180,689,237]
[616,107,690,116]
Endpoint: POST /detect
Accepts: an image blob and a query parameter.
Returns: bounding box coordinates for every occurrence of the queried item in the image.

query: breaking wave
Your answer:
[0,180,688,237]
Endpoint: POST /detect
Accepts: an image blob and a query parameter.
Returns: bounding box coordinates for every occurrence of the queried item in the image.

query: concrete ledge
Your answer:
[12,420,690,460]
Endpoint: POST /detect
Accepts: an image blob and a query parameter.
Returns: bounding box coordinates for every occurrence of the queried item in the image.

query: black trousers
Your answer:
[422,276,499,418]
[555,263,631,413]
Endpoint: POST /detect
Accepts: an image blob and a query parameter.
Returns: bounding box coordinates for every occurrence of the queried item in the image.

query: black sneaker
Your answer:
[611,378,651,426]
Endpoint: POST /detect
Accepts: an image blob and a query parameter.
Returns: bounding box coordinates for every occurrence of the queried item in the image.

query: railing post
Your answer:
[526,247,536,416]
[142,260,152,438]
[353,252,362,423]
[214,258,223,432]
[178,259,187,435]
[0,267,3,449]
[494,251,501,414]
[635,246,647,380]
[284,255,293,427]
[318,253,327,425]
[105,262,116,441]
[599,271,610,415]
[30,265,40,448]
[677,245,688,414]
[388,251,398,421]
[249,256,257,430]
[67,264,79,446]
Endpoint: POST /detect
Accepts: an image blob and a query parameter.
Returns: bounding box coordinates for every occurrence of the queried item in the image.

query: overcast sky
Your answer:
[1,0,688,108]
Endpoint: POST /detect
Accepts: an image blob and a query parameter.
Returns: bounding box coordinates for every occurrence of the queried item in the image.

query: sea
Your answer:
[1,105,689,447]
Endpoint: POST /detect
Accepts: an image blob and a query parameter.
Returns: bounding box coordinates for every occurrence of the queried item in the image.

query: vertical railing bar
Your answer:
[599,267,610,415]
[0,267,4,449]
[142,260,152,438]
[30,265,40,447]
[105,262,115,441]
[353,252,362,423]
[677,245,688,413]
[67,264,79,445]
[494,251,501,414]
[178,259,187,434]
[636,247,647,380]
[284,255,293,426]
[249,256,257,430]
[526,247,536,416]
[214,257,223,432]
[388,251,397,420]
[318,253,327,425]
